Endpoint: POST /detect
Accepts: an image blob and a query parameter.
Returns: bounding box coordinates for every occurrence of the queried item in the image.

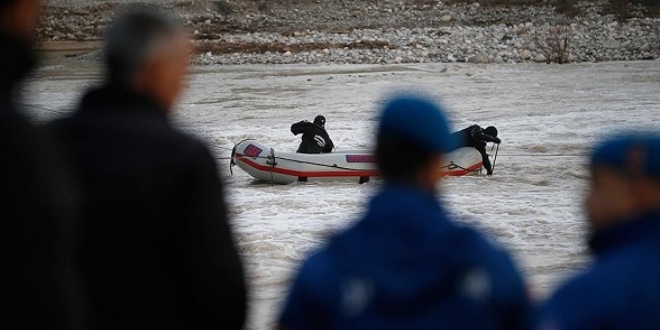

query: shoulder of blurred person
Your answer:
[540,211,660,330]
[539,134,660,330]
[0,105,83,330]
[540,216,660,330]
[541,237,660,330]
[280,186,531,330]
[1,0,85,329]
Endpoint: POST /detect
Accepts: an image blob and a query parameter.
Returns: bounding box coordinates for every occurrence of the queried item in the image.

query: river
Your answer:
[24,58,660,329]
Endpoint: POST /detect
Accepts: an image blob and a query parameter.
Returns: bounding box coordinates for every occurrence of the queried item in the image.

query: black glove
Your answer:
[493,137,501,144]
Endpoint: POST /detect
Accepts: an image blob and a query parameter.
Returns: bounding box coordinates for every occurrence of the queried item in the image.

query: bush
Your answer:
[533,24,572,64]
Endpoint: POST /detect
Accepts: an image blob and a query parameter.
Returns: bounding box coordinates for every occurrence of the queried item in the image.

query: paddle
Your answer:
[491,143,500,174]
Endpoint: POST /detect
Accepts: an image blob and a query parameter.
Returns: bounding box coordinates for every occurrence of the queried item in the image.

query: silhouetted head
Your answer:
[485,126,498,138]
[376,94,454,190]
[586,133,660,230]
[0,0,43,41]
[313,115,326,128]
[104,6,190,111]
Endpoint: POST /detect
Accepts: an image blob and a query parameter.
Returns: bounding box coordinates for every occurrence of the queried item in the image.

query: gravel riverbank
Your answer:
[39,0,660,65]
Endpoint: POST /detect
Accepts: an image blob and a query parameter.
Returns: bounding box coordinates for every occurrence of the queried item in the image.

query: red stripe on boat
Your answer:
[235,155,379,178]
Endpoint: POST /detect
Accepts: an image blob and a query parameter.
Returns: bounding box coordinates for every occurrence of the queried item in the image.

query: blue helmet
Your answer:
[591,133,660,178]
[378,94,454,153]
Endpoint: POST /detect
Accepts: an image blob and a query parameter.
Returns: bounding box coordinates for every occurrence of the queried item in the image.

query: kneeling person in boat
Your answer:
[451,125,500,175]
[291,115,334,154]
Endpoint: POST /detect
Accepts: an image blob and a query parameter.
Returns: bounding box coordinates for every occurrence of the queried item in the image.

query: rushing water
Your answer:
[25,59,660,329]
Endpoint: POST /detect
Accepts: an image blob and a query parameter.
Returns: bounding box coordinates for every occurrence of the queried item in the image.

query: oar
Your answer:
[491,143,500,174]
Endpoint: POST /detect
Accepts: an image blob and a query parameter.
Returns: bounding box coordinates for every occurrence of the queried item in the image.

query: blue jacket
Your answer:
[279,184,532,330]
[539,213,660,330]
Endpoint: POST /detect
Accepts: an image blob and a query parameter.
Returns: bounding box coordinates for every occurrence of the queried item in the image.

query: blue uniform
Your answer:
[539,213,660,330]
[280,185,532,330]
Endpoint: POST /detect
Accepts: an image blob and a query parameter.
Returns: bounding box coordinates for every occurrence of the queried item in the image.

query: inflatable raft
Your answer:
[231,139,484,184]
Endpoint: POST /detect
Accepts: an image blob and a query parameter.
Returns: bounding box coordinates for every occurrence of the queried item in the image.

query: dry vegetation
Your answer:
[533,24,572,63]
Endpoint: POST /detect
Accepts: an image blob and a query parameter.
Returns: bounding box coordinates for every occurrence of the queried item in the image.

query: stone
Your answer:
[440,15,452,23]
[71,9,90,16]
[394,56,403,64]
[468,54,489,64]
[533,54,547,63]
[603,38,621,49]
[520,50,532,60]
[494,55,504,64]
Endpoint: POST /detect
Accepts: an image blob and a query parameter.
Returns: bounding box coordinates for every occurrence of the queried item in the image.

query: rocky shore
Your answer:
[39,0,660,65]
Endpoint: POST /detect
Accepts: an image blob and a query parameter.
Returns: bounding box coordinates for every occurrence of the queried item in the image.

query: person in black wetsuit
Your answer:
[451,125,501,175]
[291,115,334,154]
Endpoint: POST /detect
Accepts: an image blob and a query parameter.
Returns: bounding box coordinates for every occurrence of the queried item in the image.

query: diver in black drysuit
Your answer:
[291,115,334,154]
[451,125,501,175]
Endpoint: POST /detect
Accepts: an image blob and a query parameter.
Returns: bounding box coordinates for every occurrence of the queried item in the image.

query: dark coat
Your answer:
[47,85,247,330]
[280,184,532,330]
[0,32,82,330]
[539,213,660,330]
[453,125,499,149]
[451,125,500,174]
[291,120,334,154]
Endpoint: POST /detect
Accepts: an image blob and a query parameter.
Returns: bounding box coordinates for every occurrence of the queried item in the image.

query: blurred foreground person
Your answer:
[47,7,246,330]
[291,115,334,153]
[539,134,660,330]
[278,95,531,330]
[451,125,500,175]
[1,0,82,328]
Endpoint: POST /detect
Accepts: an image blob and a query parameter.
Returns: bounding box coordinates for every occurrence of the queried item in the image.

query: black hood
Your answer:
[313,115,326,127]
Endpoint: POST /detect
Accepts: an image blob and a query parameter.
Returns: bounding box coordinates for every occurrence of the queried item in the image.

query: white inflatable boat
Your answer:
[231,139,484,184]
